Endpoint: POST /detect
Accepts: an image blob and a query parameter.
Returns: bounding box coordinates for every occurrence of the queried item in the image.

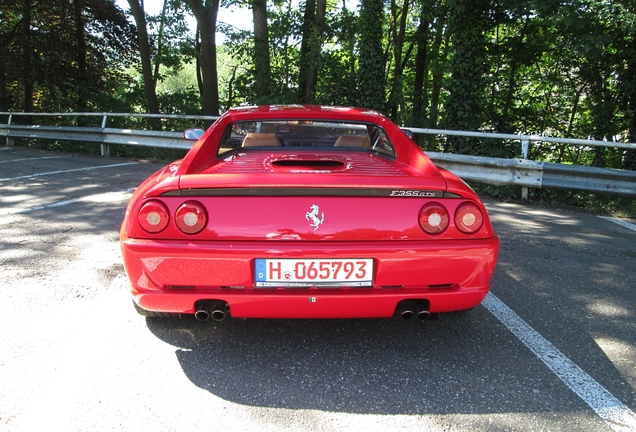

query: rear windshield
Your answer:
[218,120,396,158]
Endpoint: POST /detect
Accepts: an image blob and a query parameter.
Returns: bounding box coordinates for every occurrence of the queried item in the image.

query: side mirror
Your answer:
[183,128,205,141]
[401,128,414,140]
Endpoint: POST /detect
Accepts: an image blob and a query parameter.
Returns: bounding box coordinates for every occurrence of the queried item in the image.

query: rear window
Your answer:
[218,120,396,158]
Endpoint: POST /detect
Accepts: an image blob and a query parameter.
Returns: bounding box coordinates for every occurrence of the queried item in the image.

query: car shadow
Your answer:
[146,281,588,416]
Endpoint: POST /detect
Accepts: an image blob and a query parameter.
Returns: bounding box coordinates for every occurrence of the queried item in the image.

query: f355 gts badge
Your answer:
[306,204,325,231]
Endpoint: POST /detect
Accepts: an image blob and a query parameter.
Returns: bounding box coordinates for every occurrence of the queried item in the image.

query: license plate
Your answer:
[255,259,373,287]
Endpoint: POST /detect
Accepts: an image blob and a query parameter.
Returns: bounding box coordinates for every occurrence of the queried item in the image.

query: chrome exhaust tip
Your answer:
[211,309,226,322]
[417,310,431,321]
[401,310,414,320]
[195,309,210,321]
[397,301,415,320]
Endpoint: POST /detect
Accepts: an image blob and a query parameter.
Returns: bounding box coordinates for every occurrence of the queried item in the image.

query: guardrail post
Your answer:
[521,139,530,199]
[100,115,109,157]
[6,114,14,146]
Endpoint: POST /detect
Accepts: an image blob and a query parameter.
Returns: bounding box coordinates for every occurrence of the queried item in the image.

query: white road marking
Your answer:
[0,155,64,164]
[483,293,636,432]
[598,216,636,232]
[0,188,136,216]
[0,161,138,182]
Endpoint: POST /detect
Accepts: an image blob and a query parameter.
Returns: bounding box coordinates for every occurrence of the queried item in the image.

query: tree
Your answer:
[21,0,35,112]
[620,32,636,170]
[186,0,221,116]
[298,0,327,103]
[252,0,271,103]
[444,0,492,154]
[0,0,134,114]
[385,0,414,122]
[357,0,386,112]
[127,0,162,129]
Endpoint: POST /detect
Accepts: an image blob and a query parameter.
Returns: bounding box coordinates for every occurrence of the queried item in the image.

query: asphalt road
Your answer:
[0,145,635,432]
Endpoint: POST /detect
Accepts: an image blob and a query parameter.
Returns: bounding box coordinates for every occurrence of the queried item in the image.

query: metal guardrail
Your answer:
[426,152,636,198]
[426,153,544,188]
[1,112,635,198]
[410,127,636,150]
[1,125,192,150]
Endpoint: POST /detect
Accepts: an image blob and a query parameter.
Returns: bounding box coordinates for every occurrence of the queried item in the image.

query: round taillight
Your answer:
[455,202,484,233]
[175,201,207,234]
[418,203,449,234]
[138,200,169,233]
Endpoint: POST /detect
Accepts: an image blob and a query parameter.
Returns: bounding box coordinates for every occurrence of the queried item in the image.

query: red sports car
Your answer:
[120,105,499,321]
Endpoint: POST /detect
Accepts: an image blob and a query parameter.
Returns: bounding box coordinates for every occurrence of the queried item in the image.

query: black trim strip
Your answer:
[161,188,463,198]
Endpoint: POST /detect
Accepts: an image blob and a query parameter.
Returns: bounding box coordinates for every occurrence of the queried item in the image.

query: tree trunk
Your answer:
[298,0,316,102]
[195,25,203,97]
[186,0,220,117]
[252,0,271,103]
[357,0,386,112]
[0,73,7,112]
[227,65,238,109]
[72,0,89,120]
[622,45,636,170]
[127,0,162,130]
[153,0,170,84]
[303,0,326,103]
[412,3,431,128]
[21,0,34,112]
[429,16,448,130]
[387,0,411,120]
[589,70,613,168]
[445,0,491,154]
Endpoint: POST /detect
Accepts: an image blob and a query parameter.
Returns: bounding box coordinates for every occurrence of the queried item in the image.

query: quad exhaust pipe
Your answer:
[194,301,228,321]
[396,300,430,321]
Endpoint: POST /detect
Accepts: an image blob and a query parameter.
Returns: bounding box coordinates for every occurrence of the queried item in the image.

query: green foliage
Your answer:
[3,0,636,185]
[357,0,387,112]
[0,0,136,113]
[443,0,491,154]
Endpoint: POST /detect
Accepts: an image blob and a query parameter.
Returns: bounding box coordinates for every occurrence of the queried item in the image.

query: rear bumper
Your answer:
[121,237,499,318]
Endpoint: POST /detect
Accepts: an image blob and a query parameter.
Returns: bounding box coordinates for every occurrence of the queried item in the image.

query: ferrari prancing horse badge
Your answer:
[306,204,325,231]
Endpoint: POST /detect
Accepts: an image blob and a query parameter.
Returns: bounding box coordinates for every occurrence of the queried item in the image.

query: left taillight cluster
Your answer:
[137,200,207,235]
[418,201,484,235]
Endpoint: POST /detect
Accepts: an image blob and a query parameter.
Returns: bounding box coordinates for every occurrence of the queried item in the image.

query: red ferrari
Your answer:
[120,105,499,320]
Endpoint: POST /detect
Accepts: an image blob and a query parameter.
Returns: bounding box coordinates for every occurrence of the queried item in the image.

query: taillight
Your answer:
[454,202,484,233]
[418,203,449,234]
[175,201,207,234]
[138,200,169,233]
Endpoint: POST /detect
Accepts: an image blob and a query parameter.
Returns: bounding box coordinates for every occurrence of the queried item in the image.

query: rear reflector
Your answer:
[454,202,484,233]
[418,203,449,234]
[138,200,169,233]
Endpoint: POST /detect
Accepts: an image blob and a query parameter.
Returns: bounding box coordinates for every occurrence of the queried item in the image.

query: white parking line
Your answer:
[0,161,138,182]
[483,293,636,432]
[598,216,636,232]
[0,156,64,164]
[0,188,136,216]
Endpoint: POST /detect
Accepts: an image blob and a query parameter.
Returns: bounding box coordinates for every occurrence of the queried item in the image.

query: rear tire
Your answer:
[133,301,182,318]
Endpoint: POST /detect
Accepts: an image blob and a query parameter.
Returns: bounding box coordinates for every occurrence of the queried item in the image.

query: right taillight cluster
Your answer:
[418,202,483,235]
[137,200,207,235]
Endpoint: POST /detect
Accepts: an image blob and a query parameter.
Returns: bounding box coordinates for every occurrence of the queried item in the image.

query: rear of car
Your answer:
[120,106,499,320]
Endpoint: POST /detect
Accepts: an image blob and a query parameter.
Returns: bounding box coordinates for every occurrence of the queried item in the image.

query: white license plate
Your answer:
[255,258,373,287]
